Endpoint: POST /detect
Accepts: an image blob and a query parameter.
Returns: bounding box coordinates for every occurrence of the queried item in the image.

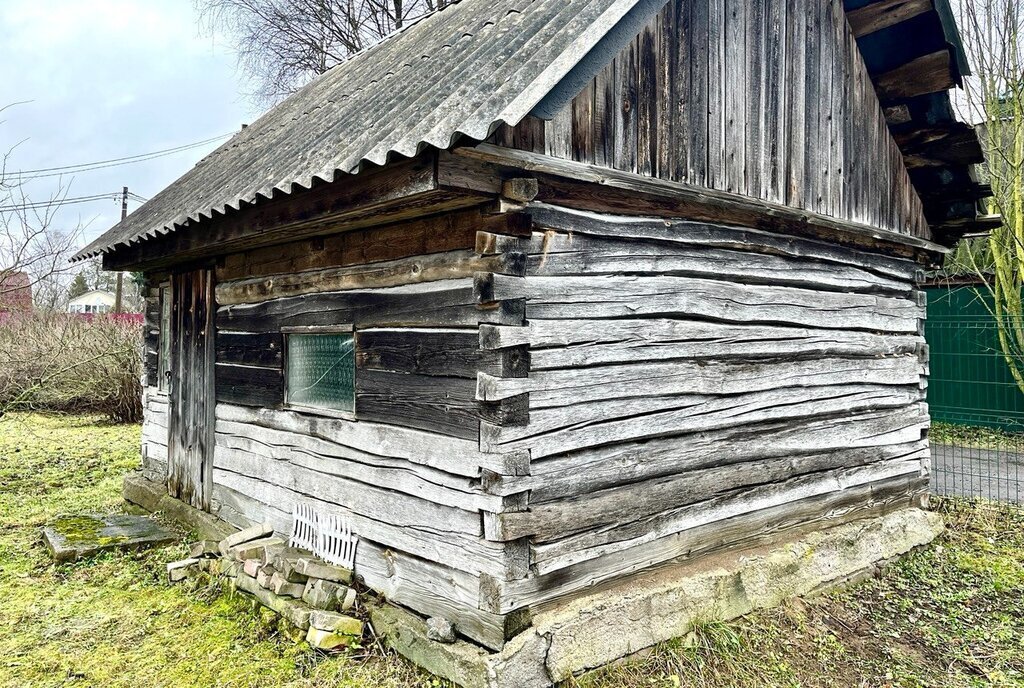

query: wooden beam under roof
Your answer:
[874,50,956,102]
[846,0,933,38]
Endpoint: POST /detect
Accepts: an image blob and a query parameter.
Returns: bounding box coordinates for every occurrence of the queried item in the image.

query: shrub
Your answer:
[0,312,143,423]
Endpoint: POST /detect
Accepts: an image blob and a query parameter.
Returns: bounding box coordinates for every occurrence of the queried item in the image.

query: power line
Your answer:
[0,191,129,212]
[10,132,233,180]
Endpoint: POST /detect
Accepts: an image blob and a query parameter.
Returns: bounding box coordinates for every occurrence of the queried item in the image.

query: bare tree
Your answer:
[195,0,451,104]
[953,0,1024,390]
[0,104,82,313]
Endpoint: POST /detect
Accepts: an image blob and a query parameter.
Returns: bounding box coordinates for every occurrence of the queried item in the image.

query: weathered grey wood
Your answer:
[481,320,923,369]
[356,369,513,441]
[461,148,941,262]
[217,278,525,332]
[516,204,922,280]
[215,332,284,368]
[357,328,528,379]
[488,474,924,613]
[478,356,925,403]
[516,406,929,501]
[215,404,529,477]
[212,448,480,536]
[483,383,924,458]
[480,230,914,295]
[490,450,922,547]
[494,441,927,547]
[214,419,516,511]
[209,482,524,650]
[216,250,525,306]
[215,363,283,408]
[497,0,931,238]
[167,267,215,511]
[484,274,922,333]
[211,466,525,584]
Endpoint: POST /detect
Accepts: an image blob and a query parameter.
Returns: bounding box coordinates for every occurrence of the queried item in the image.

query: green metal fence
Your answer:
[924,285,1024,504]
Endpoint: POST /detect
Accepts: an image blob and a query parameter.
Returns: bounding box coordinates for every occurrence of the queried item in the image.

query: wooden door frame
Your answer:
[167,266,216,511]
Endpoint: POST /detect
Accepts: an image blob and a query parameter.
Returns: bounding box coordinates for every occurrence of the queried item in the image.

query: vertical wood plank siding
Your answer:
[502,0,929,238]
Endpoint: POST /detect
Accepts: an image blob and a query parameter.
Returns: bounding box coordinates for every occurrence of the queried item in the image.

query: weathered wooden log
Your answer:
[215,404,528,477]
[499,406,929,501]
[480,274,922,332]
[215,363,283,408]
[477,355,925,403]
[483,383,924,457]
[480,319,923,369]
[357,328,528,379]
[214,419,519,510]
[216,250,526,306]
[215,332,284,367]
[217,279,525,332]
[484,474,926,613]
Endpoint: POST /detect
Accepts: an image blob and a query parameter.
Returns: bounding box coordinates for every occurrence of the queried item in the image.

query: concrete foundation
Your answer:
[369,507,944,688]
[122,473,943,688]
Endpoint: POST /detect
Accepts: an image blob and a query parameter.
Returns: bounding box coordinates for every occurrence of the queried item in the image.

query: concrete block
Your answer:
[256,564,278,589]
[231,537,285,562]
[188,540,220,559]
[309,610,363,636]
[293,557,353,584]
[235,572,312,629]
[306,626,359,651]
[42,513,176,563]
[219,522,275,554]
[270,572,306,599]
[301,578,347,611]
[167,558,200,583]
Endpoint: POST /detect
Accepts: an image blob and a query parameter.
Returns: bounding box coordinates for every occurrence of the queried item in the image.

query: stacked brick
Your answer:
[166,523,363,650]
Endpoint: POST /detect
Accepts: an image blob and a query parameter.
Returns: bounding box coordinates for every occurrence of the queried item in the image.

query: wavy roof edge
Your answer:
[76,0,989,261]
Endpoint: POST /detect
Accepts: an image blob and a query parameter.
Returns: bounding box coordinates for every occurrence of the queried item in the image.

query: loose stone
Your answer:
[293,557,353,584]
[309,609,363,636]
[426,616,457,644]
[167,558,200,583]
[188,540,220,558]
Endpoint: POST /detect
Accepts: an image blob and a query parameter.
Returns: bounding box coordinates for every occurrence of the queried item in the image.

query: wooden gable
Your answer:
[495,0,930,239]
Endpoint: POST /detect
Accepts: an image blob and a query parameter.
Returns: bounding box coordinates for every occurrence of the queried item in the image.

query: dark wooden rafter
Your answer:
[845,0,993,244]
[846,0,932,38]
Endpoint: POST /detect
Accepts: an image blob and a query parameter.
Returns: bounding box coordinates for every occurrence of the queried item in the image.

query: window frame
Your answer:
[157,283,172,393]
[281,324,357,420]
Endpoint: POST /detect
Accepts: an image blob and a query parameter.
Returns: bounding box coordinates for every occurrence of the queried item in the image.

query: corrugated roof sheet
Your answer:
[75,0,643,260]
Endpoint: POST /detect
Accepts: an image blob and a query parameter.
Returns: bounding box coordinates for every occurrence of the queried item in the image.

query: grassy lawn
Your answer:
[1,413,1023,687]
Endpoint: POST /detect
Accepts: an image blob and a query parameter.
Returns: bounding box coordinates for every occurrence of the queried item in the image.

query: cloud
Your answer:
[0,0,257,245]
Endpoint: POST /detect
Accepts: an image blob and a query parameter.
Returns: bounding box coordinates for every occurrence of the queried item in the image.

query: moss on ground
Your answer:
[1,412,1022,688]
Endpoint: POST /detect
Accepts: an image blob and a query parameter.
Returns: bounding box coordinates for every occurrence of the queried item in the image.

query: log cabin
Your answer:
[75,0,991,680]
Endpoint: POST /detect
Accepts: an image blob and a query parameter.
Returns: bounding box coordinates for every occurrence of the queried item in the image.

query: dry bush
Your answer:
[0,312,143,423]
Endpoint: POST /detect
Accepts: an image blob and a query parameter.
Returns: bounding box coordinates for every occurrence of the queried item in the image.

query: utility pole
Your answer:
[114,186,127,313]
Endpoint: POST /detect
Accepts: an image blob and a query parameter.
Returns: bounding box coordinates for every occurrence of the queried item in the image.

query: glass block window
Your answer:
[284,329,356,415]
[158,285,171,392]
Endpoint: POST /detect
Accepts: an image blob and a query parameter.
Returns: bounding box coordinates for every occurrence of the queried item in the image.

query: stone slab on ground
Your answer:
[41,513,177,563]
[370,507,944,688]
[123,472,233,541]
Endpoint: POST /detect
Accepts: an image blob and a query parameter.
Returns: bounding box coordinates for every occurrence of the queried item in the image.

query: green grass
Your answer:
[930,421,1024,450]
[2,413,1023,688]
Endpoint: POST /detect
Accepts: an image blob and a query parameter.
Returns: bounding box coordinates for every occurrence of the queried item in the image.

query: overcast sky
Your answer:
[0,0,259,248]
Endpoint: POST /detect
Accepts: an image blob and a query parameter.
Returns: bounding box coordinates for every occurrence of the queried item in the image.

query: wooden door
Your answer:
[167,267,215,511]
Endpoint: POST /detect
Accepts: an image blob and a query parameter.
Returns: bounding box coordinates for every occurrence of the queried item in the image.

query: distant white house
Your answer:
[68,289,116,315]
